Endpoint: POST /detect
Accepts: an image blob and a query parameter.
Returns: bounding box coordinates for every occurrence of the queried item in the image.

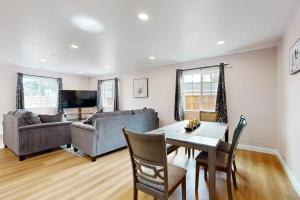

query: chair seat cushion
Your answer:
[167,164,187,191]
[166,144,179,154]
[217,141,231,153]
[195,151,229,169]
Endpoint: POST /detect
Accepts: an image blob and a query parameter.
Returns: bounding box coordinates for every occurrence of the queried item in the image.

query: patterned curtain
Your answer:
[113,78,119,111]
[16,73,24,109]
[97,80,103,110]
[216,63,228,123]
[57,78,63,112]
[174,69,184,121]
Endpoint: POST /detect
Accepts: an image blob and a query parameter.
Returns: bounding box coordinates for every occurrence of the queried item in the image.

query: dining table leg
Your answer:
[208,147,216,200]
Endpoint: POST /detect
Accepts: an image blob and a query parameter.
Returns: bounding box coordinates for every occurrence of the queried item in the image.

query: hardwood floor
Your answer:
[0,147,298,200]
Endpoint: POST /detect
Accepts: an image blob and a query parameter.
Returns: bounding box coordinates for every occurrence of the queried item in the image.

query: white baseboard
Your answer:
[238,144,278,155]
[238,144,300,197]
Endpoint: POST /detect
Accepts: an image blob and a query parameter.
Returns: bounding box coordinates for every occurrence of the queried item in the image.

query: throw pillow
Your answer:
[83,109,103,125]
[38,112,64,123]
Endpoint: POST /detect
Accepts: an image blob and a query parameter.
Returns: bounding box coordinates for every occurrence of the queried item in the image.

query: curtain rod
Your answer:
[181,63,230,72]
[18,73,60,80]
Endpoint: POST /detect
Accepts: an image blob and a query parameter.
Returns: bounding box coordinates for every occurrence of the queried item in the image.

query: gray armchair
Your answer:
[3,114,72,161]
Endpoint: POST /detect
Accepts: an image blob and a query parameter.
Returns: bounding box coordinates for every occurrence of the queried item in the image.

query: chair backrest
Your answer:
[122,128,168,194]
[199,111,218,122]
[228,115,247,167]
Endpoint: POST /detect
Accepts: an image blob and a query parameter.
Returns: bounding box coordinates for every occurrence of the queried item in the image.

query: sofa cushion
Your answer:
[133,108,155,115]
[38,112,64,123]
[8,110,42,126]
[83,110,133,125]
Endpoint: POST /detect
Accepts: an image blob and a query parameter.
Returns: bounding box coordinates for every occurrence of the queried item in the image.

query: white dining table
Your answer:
[147,120,229,200]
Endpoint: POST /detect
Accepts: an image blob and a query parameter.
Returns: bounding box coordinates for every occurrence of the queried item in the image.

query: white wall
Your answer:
[0,64,90,134]
[90,47,278,149]
[277,7,300,187]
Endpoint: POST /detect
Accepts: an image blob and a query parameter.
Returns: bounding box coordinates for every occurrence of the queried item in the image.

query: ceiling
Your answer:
[0,0,299,76]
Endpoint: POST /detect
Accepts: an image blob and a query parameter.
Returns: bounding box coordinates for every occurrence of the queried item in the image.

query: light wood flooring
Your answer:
[0,146,298,200]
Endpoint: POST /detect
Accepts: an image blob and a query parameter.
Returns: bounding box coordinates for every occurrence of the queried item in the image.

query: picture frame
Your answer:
[290,38,300,75]
[133,78,148,98]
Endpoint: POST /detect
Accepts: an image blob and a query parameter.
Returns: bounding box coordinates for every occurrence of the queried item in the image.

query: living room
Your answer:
[0,1,300,200]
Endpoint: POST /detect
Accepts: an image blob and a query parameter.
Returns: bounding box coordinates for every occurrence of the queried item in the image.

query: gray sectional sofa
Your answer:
[3,111,72,161]
[71,108,159,161]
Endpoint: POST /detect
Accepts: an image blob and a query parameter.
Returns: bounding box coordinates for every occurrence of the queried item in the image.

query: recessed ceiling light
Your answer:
[105,65,111,69]
[71,15,105,33]
[78,72,83,74]
[40,59,47,63]
[70,44,79,49]
[217,40,225,45]
[149,56,155,60]
[138,13,149,21]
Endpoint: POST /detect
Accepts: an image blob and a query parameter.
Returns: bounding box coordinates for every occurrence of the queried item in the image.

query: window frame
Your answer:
[23,75,59,109]
[182,68,219,112]
[101,79,115,112]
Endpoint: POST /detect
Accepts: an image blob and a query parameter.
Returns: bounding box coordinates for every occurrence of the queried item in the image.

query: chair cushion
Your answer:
[38,112,64,123]
[217,141,231,153]
[166,144,179,154]
[167,164,187,192]
[195,151,229,169]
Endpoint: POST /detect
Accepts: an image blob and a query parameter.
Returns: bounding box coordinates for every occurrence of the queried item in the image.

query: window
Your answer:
[23,75,59,109]
[183,69,219,111]
[101,80,115,112]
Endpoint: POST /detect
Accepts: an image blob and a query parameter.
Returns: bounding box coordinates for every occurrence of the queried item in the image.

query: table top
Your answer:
[148,120,229,149]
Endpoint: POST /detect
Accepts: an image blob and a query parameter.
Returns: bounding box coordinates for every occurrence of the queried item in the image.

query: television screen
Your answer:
[61,90,97,108]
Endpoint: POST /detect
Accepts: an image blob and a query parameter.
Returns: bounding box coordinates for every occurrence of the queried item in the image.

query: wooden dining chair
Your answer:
[195,115,247,200]
[199,111,218,122]
[122,128,187,200]
[185,111,219,159]
[217,115,245,172]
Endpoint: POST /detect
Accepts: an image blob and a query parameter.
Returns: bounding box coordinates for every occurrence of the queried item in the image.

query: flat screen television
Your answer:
[61,90,97,109]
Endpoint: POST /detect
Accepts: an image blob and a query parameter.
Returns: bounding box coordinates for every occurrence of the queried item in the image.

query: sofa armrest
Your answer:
[18,121,72,131]
[71,122,97,157]
[71,122,96,132]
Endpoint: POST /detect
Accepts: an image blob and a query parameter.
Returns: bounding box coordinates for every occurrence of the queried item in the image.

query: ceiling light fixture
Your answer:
[78,72,83,74]
[40,59,47,63]
[71,15,105,33]
[138,13,149,21]
[217,40,225,45]
[105,65,111,69]
[149,56,155,60]
[70,44,79,49]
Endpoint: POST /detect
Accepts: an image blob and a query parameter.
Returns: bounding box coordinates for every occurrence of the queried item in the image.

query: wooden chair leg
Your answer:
[192,149,195,158]
[182,176,186,200]
[133,188,138,200]
[188,148,191,158]
[195,162,200,193]
[185,147,187,154]
[204,167,208,181]
[232,170,238,189]
[227,169,233,200]
[233,160,237,172]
